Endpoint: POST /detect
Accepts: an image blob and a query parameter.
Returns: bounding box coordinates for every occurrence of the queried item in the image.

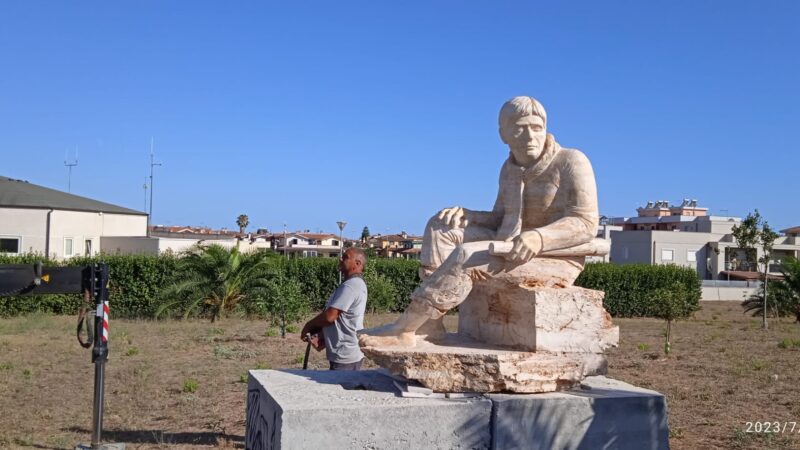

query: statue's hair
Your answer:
[498,96,547,130]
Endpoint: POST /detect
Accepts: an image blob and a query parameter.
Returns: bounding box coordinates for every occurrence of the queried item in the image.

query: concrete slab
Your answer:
[245,371,668,450]
[245,369,492,450]
[488,376,669,450]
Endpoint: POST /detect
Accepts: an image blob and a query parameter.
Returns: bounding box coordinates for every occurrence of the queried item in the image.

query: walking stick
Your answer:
[302,333,312,370]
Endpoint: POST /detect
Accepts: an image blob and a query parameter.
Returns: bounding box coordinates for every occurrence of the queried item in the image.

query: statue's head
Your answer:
[498,96,548,167]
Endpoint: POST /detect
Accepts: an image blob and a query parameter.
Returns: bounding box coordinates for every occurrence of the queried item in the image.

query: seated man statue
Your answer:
[360,96,599,347]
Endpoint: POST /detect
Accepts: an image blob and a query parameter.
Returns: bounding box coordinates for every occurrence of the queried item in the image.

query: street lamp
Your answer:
[337,221,347,283]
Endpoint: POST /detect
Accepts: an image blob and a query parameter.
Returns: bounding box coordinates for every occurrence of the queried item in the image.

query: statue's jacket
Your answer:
[470,134,599,253]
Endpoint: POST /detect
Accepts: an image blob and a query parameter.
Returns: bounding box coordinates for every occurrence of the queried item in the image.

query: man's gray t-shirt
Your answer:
[323,276,367,364]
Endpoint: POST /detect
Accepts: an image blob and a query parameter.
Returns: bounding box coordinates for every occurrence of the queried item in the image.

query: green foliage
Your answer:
[777,337,800,349]
[651,282,699,354]
[124,347,139,357]
[0,252,422,320]
[156,244,273,322]
[237,214,249,233]
[575,263,701,318]
[742,257,800,321]
[182,378,199,393]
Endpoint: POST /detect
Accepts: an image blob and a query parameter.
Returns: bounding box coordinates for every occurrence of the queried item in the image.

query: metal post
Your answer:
[90,264,109,448]
[337,221,347,284]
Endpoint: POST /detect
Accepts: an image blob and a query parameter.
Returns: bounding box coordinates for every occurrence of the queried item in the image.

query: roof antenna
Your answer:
[64,145,78,192]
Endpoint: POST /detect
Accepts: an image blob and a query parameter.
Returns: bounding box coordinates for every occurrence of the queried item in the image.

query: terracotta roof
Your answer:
[780,226,800,235]
[298,233,338,240]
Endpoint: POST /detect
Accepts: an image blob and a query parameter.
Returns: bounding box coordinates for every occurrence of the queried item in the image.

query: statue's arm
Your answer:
[534,150,598,252]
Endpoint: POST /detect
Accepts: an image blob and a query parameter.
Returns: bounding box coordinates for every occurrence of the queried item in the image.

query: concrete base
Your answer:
[246,369,492,449]
[489,376,670,449]
[245,370,669,450]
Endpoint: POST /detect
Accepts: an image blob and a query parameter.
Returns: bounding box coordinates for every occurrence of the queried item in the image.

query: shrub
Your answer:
[182,378,199,393]
[575,263,701,318]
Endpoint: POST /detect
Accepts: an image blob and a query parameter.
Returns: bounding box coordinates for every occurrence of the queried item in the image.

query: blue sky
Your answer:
[2,1,798,237]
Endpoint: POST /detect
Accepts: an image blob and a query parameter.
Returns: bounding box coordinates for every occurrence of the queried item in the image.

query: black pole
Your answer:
[90,264,109,448]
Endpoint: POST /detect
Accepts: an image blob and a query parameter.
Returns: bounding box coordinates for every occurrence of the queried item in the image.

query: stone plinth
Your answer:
[245,369,492,450]
[361,336,607,393]
[245,370,669,450]
[489,376,670,450]
[459,284,618,353]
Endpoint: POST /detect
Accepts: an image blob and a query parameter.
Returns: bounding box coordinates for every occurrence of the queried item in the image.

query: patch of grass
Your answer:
[208,328,225,336]
[777,337,800,349]
[636,343,650,351]
[751,360,766,371]
[0,362,13,370]
[294,354,306,365]
[286,324,300,333]
[264,327,278,337]
[21,368,32,379]
[213,345,234,359]
[239,372,249,383]
[125,347,139,357]
[254,362,270,370]
[182,378,199,393]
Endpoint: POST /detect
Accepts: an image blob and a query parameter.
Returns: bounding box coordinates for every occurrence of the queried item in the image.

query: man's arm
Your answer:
[301,307,341,341]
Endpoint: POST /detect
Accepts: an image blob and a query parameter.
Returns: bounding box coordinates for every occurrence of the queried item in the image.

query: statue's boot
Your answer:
[359,299,443,348]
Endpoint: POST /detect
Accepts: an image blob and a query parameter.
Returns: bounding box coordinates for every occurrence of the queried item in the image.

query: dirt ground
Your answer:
[1,302,799,449]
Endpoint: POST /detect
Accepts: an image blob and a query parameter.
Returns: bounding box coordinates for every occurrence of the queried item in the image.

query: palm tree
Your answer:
[743,256,800,323]
[156,244,272,322]
[237,214,250,234]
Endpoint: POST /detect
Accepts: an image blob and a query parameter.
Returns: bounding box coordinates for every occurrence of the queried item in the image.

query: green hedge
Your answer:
[1,255,700,321]
[575,263,701,318]
[0,253,420,320]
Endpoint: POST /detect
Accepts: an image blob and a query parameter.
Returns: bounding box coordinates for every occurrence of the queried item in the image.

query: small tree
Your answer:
[733,210,778,329]
[361,226,370,243]
[652,283,698,355]
[237,214,250,234]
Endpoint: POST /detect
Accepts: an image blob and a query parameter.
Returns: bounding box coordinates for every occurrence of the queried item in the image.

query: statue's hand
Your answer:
[437,206,469,229]
[506,231,543,264]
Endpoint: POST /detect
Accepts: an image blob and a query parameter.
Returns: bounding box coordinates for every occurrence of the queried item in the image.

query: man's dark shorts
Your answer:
[329,359,363,371]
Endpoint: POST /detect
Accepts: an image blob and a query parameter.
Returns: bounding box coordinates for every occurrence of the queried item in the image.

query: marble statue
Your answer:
[358,97,618,393]
[360,96,601,348]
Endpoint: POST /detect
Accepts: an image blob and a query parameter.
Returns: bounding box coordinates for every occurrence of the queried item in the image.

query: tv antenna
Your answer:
[148,137,162,235]
[64,146,78,192]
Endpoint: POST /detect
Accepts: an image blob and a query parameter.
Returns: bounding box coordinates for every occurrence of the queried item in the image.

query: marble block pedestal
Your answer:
[363,285,619,393]
[245,370,669,450]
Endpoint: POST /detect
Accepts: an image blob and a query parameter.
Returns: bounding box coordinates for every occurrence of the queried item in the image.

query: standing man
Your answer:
[301,247,368,370]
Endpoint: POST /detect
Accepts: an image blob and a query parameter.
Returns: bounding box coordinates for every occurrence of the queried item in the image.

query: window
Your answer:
[291,238,298,245]
[687,250,697,262]
[0,237,20,254]
[332,240,339,246]
[85,239,93,256]
[64,238,74,257]
[302,250,318,258]
[661,249,674,262]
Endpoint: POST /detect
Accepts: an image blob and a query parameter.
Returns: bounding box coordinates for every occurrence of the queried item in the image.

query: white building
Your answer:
[0,176,148,259]
[274,232,342,258]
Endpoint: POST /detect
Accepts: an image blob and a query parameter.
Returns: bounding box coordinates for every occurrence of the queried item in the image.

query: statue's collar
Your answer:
[506,133,561,181]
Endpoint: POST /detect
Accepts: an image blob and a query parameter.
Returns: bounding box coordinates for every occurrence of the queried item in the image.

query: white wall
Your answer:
[0,207,147,259]
[0,207,48,254]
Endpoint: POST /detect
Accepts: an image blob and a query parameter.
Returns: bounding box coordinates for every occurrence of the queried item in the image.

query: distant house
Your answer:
[0,176,147,259]
[608,200,800,280]
[366,232,423,260]
[274,232,342,258]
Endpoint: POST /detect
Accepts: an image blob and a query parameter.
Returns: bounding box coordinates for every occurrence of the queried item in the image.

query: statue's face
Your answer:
[502,114,546,166]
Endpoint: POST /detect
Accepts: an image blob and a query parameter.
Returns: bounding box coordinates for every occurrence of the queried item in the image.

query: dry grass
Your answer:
[0,303,799,449]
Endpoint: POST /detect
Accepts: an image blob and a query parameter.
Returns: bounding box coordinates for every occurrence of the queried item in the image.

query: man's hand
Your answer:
[437,206,470,229]
[505,231,543,264]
